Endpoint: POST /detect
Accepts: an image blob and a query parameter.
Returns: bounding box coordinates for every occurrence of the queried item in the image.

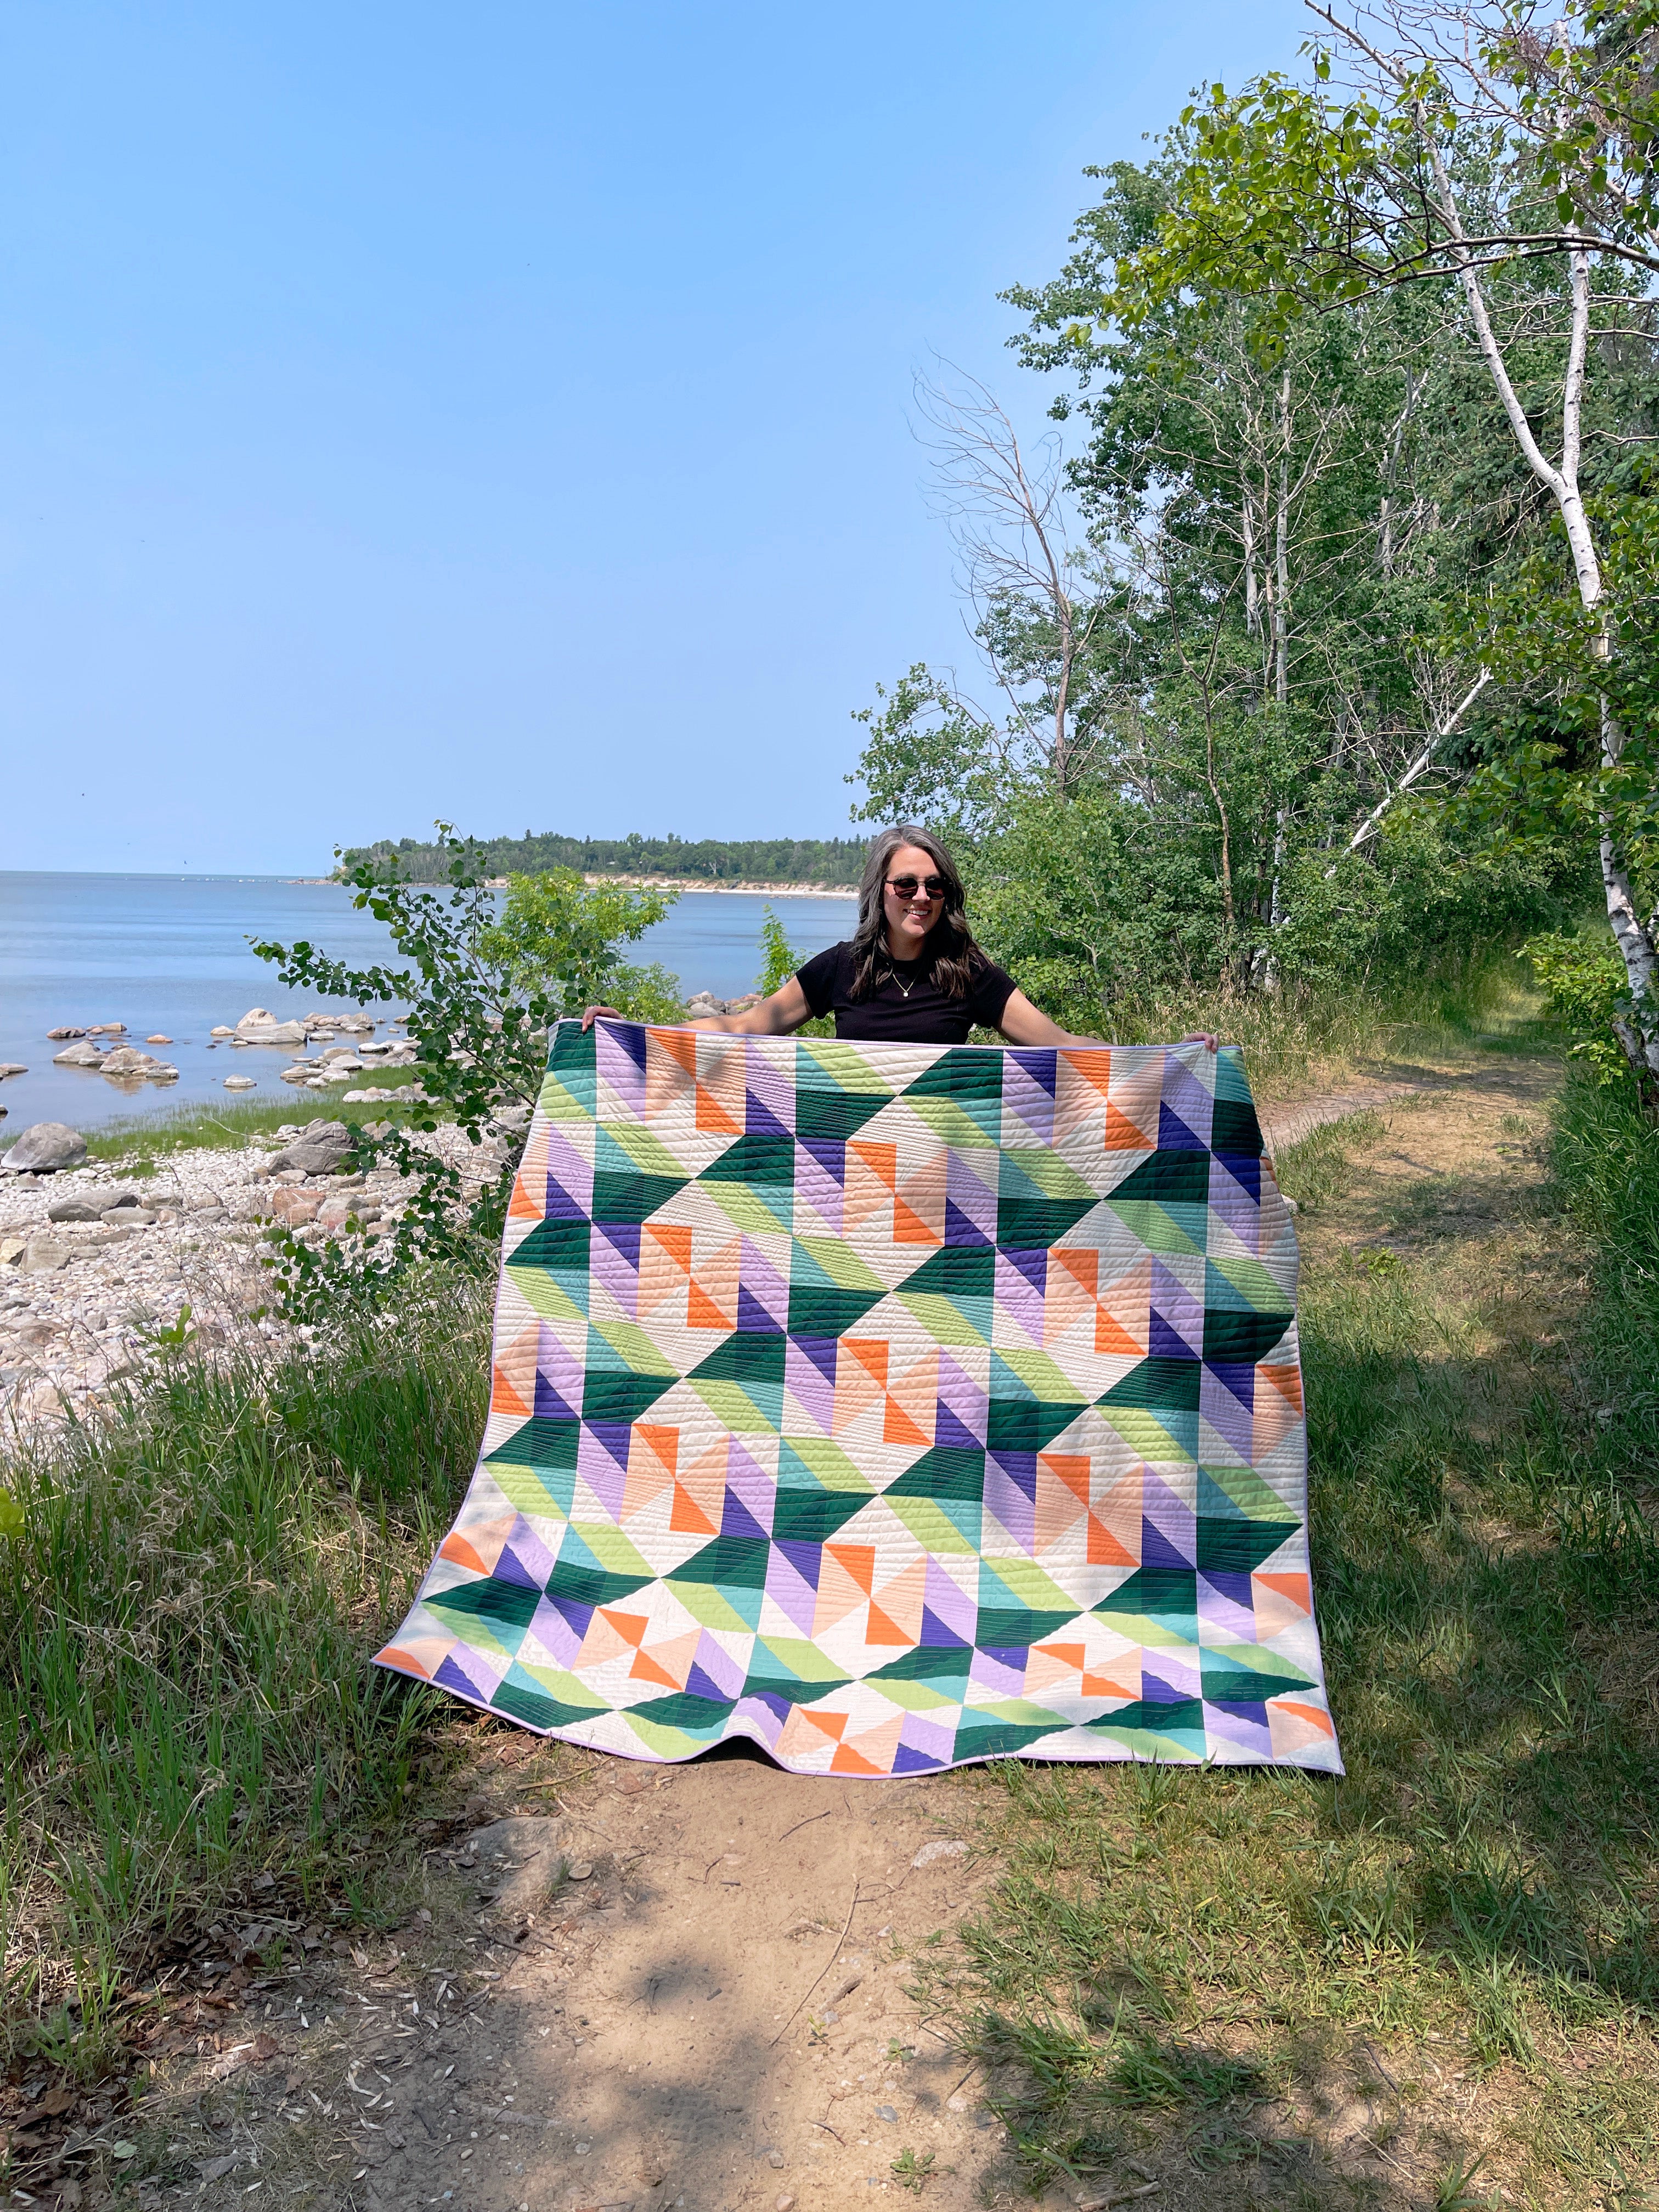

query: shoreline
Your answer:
[304,876,859,896]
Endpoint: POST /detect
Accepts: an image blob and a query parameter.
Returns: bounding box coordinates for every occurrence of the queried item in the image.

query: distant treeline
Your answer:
[337,832,867,887]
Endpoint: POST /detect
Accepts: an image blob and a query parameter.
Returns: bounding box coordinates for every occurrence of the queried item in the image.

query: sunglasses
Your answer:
[885,874,948,900]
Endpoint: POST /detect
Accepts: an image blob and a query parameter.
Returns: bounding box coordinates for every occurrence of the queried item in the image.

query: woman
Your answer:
[586,824,1214,1052]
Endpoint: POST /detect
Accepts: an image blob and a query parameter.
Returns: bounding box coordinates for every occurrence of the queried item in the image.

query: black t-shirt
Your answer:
[795,940,1018,1044]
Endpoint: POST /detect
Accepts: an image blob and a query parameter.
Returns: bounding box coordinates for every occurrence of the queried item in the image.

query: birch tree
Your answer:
[1102,0,1659,1080]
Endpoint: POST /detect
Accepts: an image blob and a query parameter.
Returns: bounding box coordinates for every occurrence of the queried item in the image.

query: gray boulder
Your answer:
[2,1123,89,1174]
[268,1120,355,1176]
[52,1040,106,1068]
[47,1198,103,1223]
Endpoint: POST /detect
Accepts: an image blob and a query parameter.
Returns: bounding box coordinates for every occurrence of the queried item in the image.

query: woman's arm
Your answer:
[582,978,815,1036]
[995,990,1219,1053]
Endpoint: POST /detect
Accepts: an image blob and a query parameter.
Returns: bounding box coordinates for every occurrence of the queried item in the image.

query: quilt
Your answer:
[375,1020,1342,1776]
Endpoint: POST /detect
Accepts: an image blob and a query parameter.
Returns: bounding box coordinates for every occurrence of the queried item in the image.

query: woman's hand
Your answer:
[580,1004,623,1030]
[1180,1032,1220,1052]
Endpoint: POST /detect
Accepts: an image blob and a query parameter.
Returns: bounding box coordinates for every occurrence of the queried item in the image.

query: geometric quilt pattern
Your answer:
[375,1019,1342,1775]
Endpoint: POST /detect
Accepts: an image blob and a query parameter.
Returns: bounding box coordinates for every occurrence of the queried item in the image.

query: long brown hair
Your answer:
[848,825,987,1002]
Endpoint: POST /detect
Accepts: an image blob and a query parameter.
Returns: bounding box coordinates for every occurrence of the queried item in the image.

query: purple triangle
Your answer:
[738,1283,785,1333]
[435,1652,488,1702]
[721,1488,770,1544]
[543,1175,588,1222]
[586,1421,634,1471]
[934,1401,984,1452]
[1200,1568,1254,1610]
[492,1544,540,1590]
[533,1375,580,1421]
[989,1449,1039,1501]
[746,1091,791,1139]
[919,1606,971,1649]
[1000,1245,1048,1290]
[546,1593,594,1639]
[943,1200,992,1249]
[1141,1514,1194,1571]
[1205,1359,1256,1410]
[1158,1102,1208,1152]
[1009,1048,1058,1094]
[776,1538,822,1589]
[606,1022,649,1071]
[1215,1154,1261,1203]
[798,1135,847,1183]
[747,1687,791,1723]
[1149,1308,1201,1361]
[1141,1669,1193,1705]
[685,1662,732,1707]
[794,1334,840,1385]
[596,1220,641,1265]
[893,1742,944,1773]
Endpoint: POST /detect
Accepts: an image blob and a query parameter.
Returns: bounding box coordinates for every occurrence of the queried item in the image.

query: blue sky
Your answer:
[0,2,1304,874]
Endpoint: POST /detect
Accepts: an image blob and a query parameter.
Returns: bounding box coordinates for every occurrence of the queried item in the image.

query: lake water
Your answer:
[0,873,854,1132]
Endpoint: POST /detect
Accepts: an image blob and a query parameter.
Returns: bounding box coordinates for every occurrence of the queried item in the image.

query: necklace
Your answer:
[883,963,918,998]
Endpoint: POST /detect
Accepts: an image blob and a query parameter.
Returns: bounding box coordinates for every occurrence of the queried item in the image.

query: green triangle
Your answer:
[1197,1516,1296,1574]
[1109,1152,1211,1205]
[591,1169,690,1224]
[789,1283,888,1337]
[667,1534,773,1589]
[899,1244,996,1298]
[885,1445,985,1500]
[700,1133,797,1186]
[691,1331,786,1385]
[426,1577,541,1630]
[1101,1356,1203,1414]
[509,1217,591,1272]
[485,1414,580,1472]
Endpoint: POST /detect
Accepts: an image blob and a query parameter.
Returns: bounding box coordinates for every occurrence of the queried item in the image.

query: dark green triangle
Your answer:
[509,1217,591,1272]
[700,1133,796,1186]
[771,1489,871,1543]
[582,1369,677,1423]
[997,1192,1098,1248]
[691,1331,786,1385]
[885,1445,986,1501]
[1108,1152,1210,1205]
[1203,1310,1293,1363]
[485,1416,580,1471]
[789,1283,888,1336]
[591,1169,690,1224]
[976,1605,1079,1650]
[426,1577,541,1630]
[493,1680,595,1730]
[903,1052,1003,1102]
[628,1688,735,1734]
[1101,1355,1203,1414]
[899,1244,995,1298]
[1210,1097,1263,1155]
[1196,1515,1297,1574]
[667,1535,773,1589]
[866,1643,974,1683]
[986,1398,1086,1453]
[796,1087,891,1141]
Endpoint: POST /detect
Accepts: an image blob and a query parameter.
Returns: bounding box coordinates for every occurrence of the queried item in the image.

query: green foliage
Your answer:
[479,867,685,1022]
[755,904,804,998]
[1553,1064,1659,1466]
[0,1280,488,2053]
[250,827,685,1318]
[1526,929,1632,1078]
[338,829,865,887]
[847,664,1006,846]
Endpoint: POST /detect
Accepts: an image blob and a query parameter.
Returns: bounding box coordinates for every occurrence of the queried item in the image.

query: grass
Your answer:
[911,1058,1659,2209]
[0,1278,488,2073]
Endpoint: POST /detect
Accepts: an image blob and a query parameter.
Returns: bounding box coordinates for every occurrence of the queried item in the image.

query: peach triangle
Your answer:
[686,1279,735,1330]
[695,1082,742,1135]
[1094,1309,1146,1357]
[439,1532,490,1575]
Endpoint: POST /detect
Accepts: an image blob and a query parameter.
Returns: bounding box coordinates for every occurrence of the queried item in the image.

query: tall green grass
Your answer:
[0,1280,488,2063]
[1551,1066,1659,1474]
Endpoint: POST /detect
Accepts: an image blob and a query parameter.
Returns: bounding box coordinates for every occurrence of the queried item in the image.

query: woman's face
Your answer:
[882,843,946,957]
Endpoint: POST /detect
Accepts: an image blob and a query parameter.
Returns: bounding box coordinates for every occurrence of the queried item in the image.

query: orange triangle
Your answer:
[599,1606,648,1647]
[864,1601,912,1647]
[1082,1672,1137,1700]
[1260,1363,1304,1413]
[686,1279,735,1330]
[1051,1248,1098,1296]
[1272,1697,1334,1736]
[653,1028,698,1075]
[841,1338,890,1386]
[491,1365,532,1419]
[629,1646,682,1690]
[634,1423,679,1477]
[1094,1308,1145,1357]
[376,1645,430,1678]
[1060,1047,1114,1097]
[508,1173,542,1220]
[883,1397,931,1449]
[645,1222,693,1271]
[801,1706,848,1741]
[1104,1102,1155,1152]
[669,1482,719,1536]
[830,1740,885,1775]
[1034,1641,1086,1667]
[1087,1513,1137,1566]
[439,1532,489,1574]
[1254,1571,1311,1614]
[848,1139,896,1190]
[1040,1453,1092,1508]
[893,1198,940,1246]
[695,1081,742,1135]
[825,1543,876,1594]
